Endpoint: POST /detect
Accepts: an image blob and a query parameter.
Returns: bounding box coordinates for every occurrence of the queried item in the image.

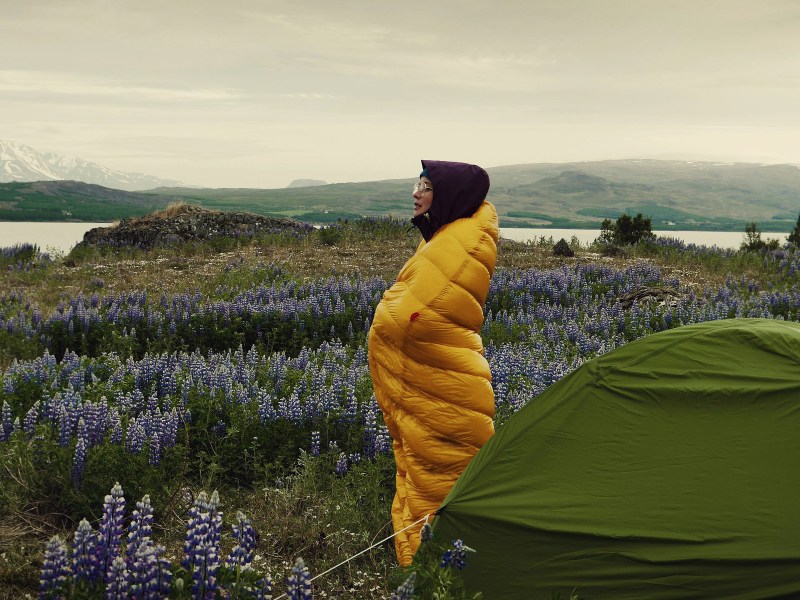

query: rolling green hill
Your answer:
[2,160,799,231]
[0,180,182,222]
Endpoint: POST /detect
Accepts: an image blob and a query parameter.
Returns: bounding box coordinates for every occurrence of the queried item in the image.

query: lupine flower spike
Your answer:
[126,494,154,560]
[129,541,172,599]
[440,539,474,570]
[391,572,417,600]
[225,511,257,570]
[255,575,273,600]
[72,518,101,585]
[105,556,130,599]
[97,482,126,582]
[39,535,71,599]
[286,557,312,599]
[182,490,222,599]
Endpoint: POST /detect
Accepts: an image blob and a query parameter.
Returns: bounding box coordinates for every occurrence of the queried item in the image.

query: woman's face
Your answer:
[413,176,433,218]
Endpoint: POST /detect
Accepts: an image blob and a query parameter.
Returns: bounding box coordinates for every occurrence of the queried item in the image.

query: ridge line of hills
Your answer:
[1,159,800,231]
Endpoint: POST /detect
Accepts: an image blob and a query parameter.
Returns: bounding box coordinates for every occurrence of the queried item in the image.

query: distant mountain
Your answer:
[0,140,188,191]
[2,159,800,230]
[287,179,327,188]
[149,160,800,230]
[487,160,800,229]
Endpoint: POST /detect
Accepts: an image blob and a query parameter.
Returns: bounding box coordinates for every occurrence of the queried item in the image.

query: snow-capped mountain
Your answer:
[0,140,189,191]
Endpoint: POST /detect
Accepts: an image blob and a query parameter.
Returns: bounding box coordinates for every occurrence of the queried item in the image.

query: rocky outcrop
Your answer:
[619,286,682,309]
[79,204,312,249]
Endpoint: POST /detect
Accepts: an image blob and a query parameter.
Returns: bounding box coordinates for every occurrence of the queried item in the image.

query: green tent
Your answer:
[433,319,800,599]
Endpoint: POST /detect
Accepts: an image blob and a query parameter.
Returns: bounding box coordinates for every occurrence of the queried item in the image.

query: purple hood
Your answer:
[411,159,490,241]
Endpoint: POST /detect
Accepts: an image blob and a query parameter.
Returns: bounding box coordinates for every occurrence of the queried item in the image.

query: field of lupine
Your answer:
[1,217,799,598]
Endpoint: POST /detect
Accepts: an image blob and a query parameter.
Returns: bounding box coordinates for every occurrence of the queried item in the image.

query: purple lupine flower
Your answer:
[286,557,312,600]
[126,419,146,454]
[23,401,39,437]
[126,495,154,560]
[225,511,257,571]
[90,398,108,445]
[71,428,88,489]
[2,372,15,396]
[105,555,130,599]
[362,406,376,459]
[160,408,179,448]
[148,432,161,466]
[182,490,222,599]
[129,541,172,599]
[72,518,101,585]
[97,482,126,582]
[335,453,349,477]
[374,425,391,456]
[108,408,123,445]
[57,402,72,448]
[0,400,12,441]
[420,522,433,544]
[390,572,417,600]
[255,576,273,600]
[146,393,158,419]
[310,431,320,456]
[440,539,473,570]
[39,535,71,599]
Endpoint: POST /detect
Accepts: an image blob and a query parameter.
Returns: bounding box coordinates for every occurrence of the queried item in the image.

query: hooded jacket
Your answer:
[368,160,498,566]
[411,160,491,241]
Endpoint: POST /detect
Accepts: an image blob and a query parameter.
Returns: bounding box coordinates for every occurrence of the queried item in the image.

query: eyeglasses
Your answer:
[413,182,433,195]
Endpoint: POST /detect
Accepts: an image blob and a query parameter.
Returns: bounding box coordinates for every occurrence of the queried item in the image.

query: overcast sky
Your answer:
[2,0,799,188]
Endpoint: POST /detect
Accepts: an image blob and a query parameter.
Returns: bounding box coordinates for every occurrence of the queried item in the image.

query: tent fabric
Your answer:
[433,318,800,599]
[369,200,498,566]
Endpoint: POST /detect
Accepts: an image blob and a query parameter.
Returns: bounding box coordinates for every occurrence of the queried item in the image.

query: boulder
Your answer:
[79,204,311,249]
[619,286,682,309]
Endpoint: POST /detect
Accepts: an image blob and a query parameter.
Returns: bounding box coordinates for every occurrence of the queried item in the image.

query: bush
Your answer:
[598,213,654,246]
[553,238,575,257]
[601,244,626,258]
[741,222,780,252]
[319,225,343,246]
[788,212,800,247]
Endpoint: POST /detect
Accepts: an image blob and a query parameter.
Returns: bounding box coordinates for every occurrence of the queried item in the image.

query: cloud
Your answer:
[0,70,240,102]
[2,0,800,187]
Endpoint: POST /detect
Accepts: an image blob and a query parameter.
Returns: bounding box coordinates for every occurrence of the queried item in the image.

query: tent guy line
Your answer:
[272,512,435,600]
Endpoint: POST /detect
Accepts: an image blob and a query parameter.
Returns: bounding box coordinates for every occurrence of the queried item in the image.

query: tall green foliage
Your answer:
[741,221,779,252]
[788,212,800,247]
[598,212,654,246]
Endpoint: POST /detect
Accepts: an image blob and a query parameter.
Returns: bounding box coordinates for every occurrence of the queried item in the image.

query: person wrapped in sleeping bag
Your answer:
[368,160,498,566]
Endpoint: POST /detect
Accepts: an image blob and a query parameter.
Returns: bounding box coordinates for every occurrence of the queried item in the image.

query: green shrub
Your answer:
[741,222,780,252]
[598,213,654,246]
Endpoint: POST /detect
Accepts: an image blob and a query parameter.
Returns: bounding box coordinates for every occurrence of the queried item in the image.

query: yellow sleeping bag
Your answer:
[369,193,498,566]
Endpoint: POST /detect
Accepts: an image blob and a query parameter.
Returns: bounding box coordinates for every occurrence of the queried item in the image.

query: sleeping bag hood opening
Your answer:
[411,160,490,241]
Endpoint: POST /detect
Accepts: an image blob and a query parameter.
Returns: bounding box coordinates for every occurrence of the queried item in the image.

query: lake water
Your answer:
[0,222,790,254]
[501,228,790,249]
[0,222,110,255]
